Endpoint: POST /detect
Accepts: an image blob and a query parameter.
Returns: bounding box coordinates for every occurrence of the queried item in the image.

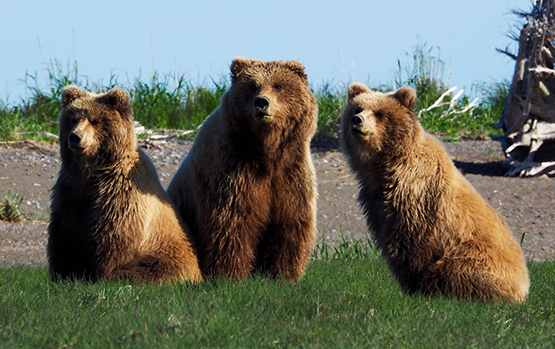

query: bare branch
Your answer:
[496,47,518,60]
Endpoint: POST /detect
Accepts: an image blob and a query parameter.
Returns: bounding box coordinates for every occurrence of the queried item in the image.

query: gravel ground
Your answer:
[1,137,554,266]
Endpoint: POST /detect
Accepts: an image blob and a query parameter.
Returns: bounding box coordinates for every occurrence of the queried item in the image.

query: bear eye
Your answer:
[374,111,384,119]
[273,84,282,92]
[89,119,99,126]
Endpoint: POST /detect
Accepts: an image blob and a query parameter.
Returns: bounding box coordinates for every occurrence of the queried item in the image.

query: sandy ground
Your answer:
[1,137,554,266]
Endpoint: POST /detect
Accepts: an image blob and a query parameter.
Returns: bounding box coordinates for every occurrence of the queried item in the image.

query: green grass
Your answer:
[311,234,381,261]
[0,42,508,143]
[1,260,554,348]
[313,82,347,141]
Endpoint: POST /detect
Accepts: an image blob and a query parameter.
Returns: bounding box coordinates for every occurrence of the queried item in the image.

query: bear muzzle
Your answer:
[350,115,367,135]
[68,131,85,153]
[253,95,273,121]
[68,130,94,154]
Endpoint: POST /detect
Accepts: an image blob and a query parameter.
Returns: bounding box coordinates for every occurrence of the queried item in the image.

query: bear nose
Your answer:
[351,115,364,127]
[254,96,270,111]
[69,132,82,144]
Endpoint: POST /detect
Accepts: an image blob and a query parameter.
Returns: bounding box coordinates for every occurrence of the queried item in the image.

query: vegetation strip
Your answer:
[1,44,506,143]
[1,260,553,348]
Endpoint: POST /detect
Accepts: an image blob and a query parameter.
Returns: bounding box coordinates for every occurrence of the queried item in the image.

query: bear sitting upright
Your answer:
[47,85,202,283]
[167,58,318,281]
[340,82,529,302]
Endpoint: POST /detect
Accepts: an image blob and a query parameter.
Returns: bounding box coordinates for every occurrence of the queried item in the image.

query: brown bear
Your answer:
[167,58,318,281]
[47,85,202,283]
[340,82,529,302]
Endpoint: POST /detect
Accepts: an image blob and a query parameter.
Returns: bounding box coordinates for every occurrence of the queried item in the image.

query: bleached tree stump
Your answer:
[497,0,555,177]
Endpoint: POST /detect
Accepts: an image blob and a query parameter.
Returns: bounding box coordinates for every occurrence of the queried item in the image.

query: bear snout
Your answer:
[68,127,94,154]
[69,132,82,145]
[253,96,272,120]
[254,96,270,111]
[350,115,367,135]
[68,131,84,151]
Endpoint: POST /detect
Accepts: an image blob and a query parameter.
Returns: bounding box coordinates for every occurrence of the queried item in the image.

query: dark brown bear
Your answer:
[340,82,529,302]
[47,85,202,283]
[167,58,318,281]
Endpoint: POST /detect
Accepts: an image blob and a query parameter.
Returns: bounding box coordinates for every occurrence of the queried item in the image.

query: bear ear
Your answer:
[98,88,130,114]
[231,57,253,80]
[391,86,417,110]
[284,61,308,83]
[61,85,88,106]
[348,82,371,99]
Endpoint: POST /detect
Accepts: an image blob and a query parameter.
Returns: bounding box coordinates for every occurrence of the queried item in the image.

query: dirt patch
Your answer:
[1,138,554,265]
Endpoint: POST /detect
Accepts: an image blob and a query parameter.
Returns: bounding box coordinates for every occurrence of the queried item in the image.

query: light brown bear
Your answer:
[340,82,529,302]
[47,85,202,283]
[167,58,318,281]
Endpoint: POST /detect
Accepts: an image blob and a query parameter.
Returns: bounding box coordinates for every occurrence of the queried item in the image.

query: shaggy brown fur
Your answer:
[340,82,529,302]
[167,58,318,281]
[47,85,202,283]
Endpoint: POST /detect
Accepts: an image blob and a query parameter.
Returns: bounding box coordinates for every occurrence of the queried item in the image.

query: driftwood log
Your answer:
[497,0,555,177]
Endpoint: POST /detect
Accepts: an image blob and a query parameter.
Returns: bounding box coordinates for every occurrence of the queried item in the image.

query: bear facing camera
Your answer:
[47,85,202,284]
[340,82,529,302]
[168,57,319,281]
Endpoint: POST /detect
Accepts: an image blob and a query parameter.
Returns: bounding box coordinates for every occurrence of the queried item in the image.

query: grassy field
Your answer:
[0,44,506,143]
[1,258,554,348]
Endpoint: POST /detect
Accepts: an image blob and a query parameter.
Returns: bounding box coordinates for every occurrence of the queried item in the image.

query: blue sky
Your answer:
[0,0,527,104]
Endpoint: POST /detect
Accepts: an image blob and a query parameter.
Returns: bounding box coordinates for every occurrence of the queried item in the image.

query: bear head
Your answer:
[227,57,317,141]
[59,85,134,164]
[340,82,417,164]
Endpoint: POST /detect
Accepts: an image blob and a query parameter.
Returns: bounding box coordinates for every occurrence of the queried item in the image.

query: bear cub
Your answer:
[167,58,318,281]
[47,85,202,283]
[340,82,529,302]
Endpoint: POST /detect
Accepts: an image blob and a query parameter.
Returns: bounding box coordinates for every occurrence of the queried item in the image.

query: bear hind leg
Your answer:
[112,253,202,284]
[421,244,524,302]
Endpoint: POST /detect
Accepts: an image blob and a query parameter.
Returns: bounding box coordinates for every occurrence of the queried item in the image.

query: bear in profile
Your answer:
[167,58,318,281]
[47,85,202,283]
[340,82,529,302]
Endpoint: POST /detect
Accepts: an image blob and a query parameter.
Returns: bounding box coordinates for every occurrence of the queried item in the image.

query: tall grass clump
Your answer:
[1,60,76,141]
[472,80,509,133]
[311,41,508,142]
[313,83,346,139]
[0,59,226,141]
[0,102,21,141]
[0,59,116,142]
[130,74,226,131]
[393,42,447,112]
[311,234,381,261]
[394,42,506,140]
[0,191,26,222]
